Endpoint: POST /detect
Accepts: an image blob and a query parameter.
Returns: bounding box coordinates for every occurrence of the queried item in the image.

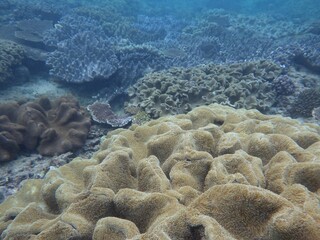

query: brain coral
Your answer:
[0,40,25,84]
[126,60,283,118]
[0,103,319,239]
[0,96,91,161]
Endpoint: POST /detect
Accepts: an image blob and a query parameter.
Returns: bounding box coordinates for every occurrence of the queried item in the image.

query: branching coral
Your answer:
[0,104,319,239]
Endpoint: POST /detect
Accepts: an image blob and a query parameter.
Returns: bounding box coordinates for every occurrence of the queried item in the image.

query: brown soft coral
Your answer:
[0,102,24,161]
[0,104,319,239]
[0,96,90,161]
[37,96,91,155]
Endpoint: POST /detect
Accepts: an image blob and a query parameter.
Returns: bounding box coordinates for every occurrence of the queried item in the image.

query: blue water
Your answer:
[5,0,320,19]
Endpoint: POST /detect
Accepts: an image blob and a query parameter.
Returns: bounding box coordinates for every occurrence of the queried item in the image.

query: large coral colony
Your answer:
[0,0,320,239]
[1,105,320,239]
[0,96,91,161]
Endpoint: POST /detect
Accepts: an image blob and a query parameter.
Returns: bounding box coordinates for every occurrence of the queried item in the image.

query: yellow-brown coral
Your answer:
[125,60,283,118]
[0,104,320,240]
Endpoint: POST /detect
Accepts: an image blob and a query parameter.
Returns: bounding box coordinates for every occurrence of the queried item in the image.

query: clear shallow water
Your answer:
[4,0,320,18]
[0,1,320,234]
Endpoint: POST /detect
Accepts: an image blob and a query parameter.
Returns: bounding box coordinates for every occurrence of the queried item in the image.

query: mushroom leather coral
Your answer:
[0,102,25,161]
[0,96,90,161]
[0,104,320,239]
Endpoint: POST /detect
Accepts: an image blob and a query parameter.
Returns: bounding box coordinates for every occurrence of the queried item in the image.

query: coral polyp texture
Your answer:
[0,96,91,161]
[0,104,319,239]
[0,40,25,84]
[126,60,283,118]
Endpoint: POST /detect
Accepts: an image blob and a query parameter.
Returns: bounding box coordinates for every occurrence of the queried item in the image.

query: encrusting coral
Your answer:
[0,104,320,239]
[0,96,91,161]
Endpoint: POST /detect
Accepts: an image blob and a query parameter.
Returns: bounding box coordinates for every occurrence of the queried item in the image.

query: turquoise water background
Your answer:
[12,0,320,19]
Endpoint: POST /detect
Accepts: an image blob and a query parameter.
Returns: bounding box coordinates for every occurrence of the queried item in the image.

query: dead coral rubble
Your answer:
[0,104,319,239]
[0,96,91,161]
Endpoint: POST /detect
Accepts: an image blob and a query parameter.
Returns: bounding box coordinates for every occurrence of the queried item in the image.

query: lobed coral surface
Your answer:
[0,96,91,161]
[0,104,319,239]
[126,60,283,118]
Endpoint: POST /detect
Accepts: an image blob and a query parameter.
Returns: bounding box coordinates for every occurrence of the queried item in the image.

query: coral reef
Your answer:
[44,14,120,83]
[46,31,119,83]
[87,101,132,127]
[220,10,308,39]
[41,8,319,87]
[126,60,283,118]
[0,123,106,204]
[129,15,187,44]
[0,40,25,83]
[171,9,273,64]
[267,34,320,73]
[15,19,53,45]
[44,13,167,84]
[0,104,319,239]
[0,96,91,161]
[312,107,320,120]
[289,88,320,117]
[5,0,66,22]
[0,103,24,161]
[272,75,296,96]
[115,44,167,87]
